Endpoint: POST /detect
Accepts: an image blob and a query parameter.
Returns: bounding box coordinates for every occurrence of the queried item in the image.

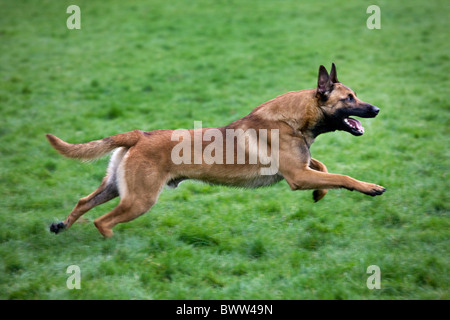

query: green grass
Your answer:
[0,0,449,300]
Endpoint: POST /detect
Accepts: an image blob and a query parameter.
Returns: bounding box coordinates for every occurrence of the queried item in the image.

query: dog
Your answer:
[47,63,386,237]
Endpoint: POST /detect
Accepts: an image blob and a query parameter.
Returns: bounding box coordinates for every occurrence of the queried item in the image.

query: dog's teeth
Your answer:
[344,119,354,128]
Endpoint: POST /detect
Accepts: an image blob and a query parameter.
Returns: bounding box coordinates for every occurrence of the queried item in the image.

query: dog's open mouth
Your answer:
[343,117,365,135]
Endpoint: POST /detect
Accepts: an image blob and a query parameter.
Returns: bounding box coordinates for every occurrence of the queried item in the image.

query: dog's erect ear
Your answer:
[329,62,339,83]
[317,65,333,96]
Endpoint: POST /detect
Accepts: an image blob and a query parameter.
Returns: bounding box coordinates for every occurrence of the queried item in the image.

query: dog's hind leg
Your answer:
[93,195,156,238]
[309,158,329,202]
[49,148,127,234]
[49,177,119,234]
[93,155,168,238]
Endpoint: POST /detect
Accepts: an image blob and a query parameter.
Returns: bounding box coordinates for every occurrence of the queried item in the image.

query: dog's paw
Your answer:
[313,189,328,202]
[362,183,386,196]
[49,221,66,234]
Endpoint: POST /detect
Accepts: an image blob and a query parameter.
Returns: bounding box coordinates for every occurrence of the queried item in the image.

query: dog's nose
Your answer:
[372,106,380,115]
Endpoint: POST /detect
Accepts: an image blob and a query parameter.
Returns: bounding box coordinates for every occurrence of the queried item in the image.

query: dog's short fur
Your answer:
[47,64,385,237]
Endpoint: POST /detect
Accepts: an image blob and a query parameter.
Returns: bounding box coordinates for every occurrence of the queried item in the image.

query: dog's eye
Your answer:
[347,94,354,102]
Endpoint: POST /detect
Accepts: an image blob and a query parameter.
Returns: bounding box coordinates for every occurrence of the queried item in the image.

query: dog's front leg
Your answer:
[283,166,386,197]
[309,158,328,202]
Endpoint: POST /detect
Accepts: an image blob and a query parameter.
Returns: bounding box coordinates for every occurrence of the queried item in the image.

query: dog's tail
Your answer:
[45,130,142,161]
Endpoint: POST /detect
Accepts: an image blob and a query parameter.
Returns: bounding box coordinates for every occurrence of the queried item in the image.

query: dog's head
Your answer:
[315,63,380,136]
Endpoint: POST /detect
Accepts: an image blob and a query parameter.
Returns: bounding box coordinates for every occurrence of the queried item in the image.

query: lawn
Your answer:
[0,0,448,300]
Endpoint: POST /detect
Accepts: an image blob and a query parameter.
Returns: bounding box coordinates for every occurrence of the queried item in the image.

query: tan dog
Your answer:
[47,63,385,237]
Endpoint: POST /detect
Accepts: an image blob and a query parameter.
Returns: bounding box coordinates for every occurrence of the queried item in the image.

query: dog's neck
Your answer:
[247,89,337,147]
[308,115,338,138]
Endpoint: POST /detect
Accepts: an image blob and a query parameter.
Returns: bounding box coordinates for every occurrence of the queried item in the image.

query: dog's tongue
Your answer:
[348,118,364,133]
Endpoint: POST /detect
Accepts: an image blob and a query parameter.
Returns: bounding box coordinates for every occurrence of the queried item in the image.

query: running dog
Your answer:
[47,63,386,237]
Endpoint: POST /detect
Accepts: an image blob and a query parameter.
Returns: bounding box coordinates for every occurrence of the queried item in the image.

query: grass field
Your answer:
[0,0,448,300]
